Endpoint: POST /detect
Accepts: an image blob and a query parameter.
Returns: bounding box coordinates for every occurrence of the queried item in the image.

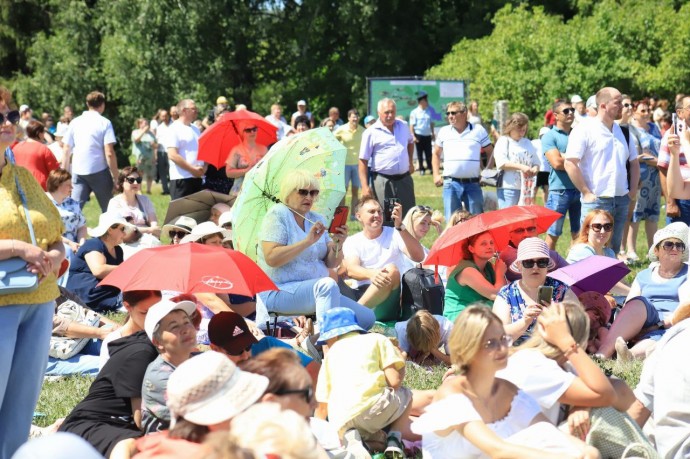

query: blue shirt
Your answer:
[410,106,433,136]
[541,126,575,190]
[360,119,413,175]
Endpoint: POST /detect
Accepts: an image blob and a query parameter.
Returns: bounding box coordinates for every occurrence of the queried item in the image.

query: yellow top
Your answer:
[0,159,64,307]
[315,331,405,430]
[334,124,365,166]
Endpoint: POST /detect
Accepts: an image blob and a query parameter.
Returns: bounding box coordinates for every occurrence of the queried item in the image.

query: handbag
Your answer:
[585,407,659,459]
[0,151,39,294]
[479,145,503,188]
[49,298,101,359]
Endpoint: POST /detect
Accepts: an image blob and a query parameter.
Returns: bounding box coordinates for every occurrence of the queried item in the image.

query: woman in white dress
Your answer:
[411,305,598,459]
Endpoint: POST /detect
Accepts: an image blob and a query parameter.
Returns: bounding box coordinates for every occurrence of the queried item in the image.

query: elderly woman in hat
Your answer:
[66,212,134,313]
[160,216,196,245]
[595,222,690,359]
[492,238,578,345]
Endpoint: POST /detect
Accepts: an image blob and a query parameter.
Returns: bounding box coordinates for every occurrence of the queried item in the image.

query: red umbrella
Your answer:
[198,110,278,169]
[424,206,562,267]
[99,243,278,295]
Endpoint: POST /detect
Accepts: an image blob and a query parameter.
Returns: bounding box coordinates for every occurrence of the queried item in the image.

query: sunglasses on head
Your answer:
[226,343,253,356]
[0,110,20,125]
[274,385,314,404]
[297,189,320,197]
[511,226,537,235]
[560,108,576,115]
[484,335,512,351]
[589,223,613,233]
[169,230,188,239]
[243,127,258,133]
[125,176,143,184]
[521,258,550,269]
[660,241,686,252]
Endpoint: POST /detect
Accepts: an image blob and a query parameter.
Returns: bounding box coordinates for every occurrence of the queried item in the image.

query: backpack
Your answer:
[401,268,445,316]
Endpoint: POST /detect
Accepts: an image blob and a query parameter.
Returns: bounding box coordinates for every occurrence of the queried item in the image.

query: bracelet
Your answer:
[562,342,580,359]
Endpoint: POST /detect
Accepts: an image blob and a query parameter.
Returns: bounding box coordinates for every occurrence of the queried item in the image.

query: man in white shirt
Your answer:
[432,101,493,221]
[564,87,640,254]
[342,197,424,322]
[290,100,314,129]
[165,99,205,200]
[264,104,293,141]
[62,91,118,211]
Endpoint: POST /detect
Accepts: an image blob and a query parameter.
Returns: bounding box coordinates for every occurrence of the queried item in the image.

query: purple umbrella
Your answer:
[547,255,630,296]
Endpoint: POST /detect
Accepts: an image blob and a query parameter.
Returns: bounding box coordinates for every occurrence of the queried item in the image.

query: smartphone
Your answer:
[329,206,349,233]
[673,113,685,134]
[537,285,553,305]
[383,198,399,222]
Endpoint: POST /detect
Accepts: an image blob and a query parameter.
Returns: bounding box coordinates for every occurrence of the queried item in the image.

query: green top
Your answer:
[443,259,495,322]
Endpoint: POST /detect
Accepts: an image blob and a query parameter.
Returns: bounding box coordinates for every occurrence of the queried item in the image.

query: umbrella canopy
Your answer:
[99,243,278,295]
[547,255,630,296]
[232,127,347,262]
[163,189,235,225]
[424,206,561,267]
[198,111,278,169]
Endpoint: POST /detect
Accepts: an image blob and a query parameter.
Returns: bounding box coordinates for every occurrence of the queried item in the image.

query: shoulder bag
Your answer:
[479,143,505,188]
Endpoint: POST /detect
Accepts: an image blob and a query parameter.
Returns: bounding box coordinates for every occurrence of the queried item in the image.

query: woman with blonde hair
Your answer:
[411,305,597,458]
[494,113,540,209]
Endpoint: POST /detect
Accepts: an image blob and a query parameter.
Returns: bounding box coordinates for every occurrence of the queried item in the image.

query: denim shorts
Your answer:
[545,189,581,237]
[344,165,361,189]
[629,295,666,341]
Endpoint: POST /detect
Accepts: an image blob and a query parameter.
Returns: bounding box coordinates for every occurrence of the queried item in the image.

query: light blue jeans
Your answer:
[46,339,101,376]
[580,195,630,255]
[442,178,483,221]
[257,277,376,330]
[497,188,520,209]
[0,301,54,459]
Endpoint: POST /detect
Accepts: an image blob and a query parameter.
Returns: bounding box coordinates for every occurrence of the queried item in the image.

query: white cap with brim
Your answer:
[167,351,269,427]
[144,298,197,342]
[218,210,233,228]
[179,221,231,244]
[87,212,135,238]
[297,100,307,106]
[571,95,583,104]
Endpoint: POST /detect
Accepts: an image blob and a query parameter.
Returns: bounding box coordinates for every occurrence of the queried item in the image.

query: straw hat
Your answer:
[179,221,231,244]
[648,222,689,262]
[161,216,197,236]
[509,237,556,273]
[316,307,366,345]
[167,351,269,427]
[87,212,135,238]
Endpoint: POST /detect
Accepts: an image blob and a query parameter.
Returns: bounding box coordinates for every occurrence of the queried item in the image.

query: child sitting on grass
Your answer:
[315,307,429,457]
[395,309,452,365]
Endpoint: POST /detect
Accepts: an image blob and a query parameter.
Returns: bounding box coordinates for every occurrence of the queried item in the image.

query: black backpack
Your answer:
[401,268,445,316]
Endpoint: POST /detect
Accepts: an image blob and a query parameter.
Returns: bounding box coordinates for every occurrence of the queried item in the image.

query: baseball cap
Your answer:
[363,115,375,125]
[570,95,583,104]
[208,311,258,355]
[144,298,197,342]
[216,96,229,106]
[297,99,307,106]
[417,91,428,101]
[19,104,30,113]
[586,95,597,109]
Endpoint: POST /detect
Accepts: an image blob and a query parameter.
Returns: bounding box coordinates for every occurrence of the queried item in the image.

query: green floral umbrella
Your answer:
[231,127,347,261]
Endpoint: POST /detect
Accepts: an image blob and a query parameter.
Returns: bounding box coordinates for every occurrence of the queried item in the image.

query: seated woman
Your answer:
[411,305,597,459]
[398,205,443,274]
[256,170,375,330]
[497,302,650,455]
[66,212,134,313]
[493,238,578,345]
[160,215,197,245]
[595,222,690,359]
[443,231,507,322]
[566,209,629,296]
[107,166,161,256]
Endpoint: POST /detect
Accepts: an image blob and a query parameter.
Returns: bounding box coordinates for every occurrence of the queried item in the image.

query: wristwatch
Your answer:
[395,224,405,232]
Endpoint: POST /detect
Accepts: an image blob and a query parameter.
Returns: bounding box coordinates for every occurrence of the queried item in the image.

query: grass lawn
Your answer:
[38,173,656,426]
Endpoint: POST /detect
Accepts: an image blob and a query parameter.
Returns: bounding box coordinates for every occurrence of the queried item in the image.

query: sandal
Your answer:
[384,431,405,459]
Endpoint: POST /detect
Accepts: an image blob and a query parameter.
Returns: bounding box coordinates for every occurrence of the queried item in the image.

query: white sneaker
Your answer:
[384,431,404,458]
[343,429,372,459]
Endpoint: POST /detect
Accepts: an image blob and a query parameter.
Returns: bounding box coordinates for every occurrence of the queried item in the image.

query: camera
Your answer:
[383,198,399,222]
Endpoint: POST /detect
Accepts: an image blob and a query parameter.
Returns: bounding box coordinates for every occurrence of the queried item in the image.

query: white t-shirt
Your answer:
[265,114,290,140]
[496,349,576,424]
[564,117,637,197]
[436,123,492,178]
[394,314,453,354]
[494,136,540,190]
[532,138,551,173]
[343,227,407,288]
[63,111,117,175]
[164,120,202,180]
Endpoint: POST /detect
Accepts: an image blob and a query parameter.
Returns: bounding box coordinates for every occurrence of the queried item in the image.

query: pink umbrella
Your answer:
[547,255,630,295]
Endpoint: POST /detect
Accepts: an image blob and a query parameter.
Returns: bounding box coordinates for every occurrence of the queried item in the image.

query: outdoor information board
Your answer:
[367,78,468,127]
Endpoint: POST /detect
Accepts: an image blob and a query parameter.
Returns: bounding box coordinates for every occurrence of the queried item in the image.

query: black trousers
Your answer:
[415,134,432,172]
[169,177,203,200]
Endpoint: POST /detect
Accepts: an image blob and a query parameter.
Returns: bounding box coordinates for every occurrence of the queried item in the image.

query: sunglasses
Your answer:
[125,177,143,184]
[521,258,551,269]
[623,103,634,108]
[413,205,432,216]
[660,241,686,252]
[589,223,613,233]
[221,222,232,230]
[244,127,258,133]
[560,108,576,115]
[0,110,20,125]
[169,230,188,239]
[274,385,314,404]
[297,189,320,197]
[510,226,537,235]
[446,110,467,116]
[484,335,513,351]
[226,343,253,356]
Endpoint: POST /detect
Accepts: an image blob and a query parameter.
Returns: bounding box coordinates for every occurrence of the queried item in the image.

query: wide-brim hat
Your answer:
[648,221,689,262]
[218,210,233,228]
[161,216,197,236]
[316,307,366,345]
[144,298,197,342]
[509,237,556,273]
[167,351,269,427]
[87,212,135,238]
[179,221,231,244]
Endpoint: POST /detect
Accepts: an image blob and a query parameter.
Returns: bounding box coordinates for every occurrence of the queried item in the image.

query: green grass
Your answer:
[39,174,655,426]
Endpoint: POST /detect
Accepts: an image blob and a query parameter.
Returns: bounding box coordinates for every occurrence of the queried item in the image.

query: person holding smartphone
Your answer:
[493,238,578,345]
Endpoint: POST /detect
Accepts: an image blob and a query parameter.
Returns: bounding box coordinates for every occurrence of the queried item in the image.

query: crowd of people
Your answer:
[2,82,690,459]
